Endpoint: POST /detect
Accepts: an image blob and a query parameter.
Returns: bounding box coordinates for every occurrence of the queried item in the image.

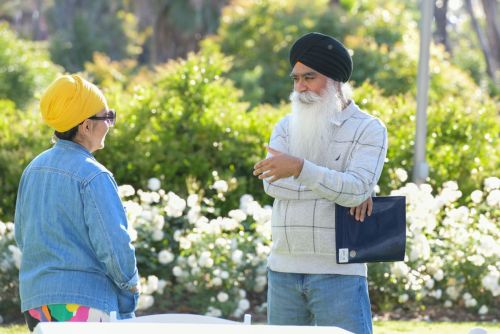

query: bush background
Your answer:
[0,0,498,324]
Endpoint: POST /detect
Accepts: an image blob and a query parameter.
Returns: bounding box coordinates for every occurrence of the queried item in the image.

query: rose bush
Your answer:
[1,176,498,322]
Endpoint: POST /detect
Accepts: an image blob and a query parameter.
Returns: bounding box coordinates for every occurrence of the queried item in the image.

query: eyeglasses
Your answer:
[88,110,116,127]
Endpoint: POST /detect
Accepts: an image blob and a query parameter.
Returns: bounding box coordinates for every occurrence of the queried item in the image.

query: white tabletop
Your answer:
[33,322,353,334]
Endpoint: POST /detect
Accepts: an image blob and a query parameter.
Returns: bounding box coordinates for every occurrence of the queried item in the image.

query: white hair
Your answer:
[288,80,345,165]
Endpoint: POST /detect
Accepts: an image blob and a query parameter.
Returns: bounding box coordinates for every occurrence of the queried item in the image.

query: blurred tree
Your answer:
[132,0,229,64]
[464,0,496,81]
[0,23,60,108]
[434,0,452,54]
[0,0,48,40]
[213,0,422,104]
[45,0,144,72]
[213,0,353,105]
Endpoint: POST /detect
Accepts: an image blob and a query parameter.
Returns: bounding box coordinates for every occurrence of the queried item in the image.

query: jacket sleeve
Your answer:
[83,172,139,316]
[263,117,321,200]
[295,119,388,207]
[14,172,26,251]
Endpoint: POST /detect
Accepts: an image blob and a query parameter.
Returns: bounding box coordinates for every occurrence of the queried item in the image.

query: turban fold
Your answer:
[40,75,108,132]
[289,32,352,83]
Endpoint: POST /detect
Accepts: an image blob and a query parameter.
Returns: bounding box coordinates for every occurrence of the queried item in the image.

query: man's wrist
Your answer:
[294,158,304,177]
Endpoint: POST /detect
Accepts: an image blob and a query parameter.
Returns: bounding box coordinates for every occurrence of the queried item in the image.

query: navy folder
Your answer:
[335,196,406,264]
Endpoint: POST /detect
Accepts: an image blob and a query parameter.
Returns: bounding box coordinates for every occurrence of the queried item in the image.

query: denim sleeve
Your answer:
[14,172,26,251]
[83,172,139,314]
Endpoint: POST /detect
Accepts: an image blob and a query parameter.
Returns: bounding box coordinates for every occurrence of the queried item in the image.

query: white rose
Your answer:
[152,229,164,241]
[212,180,228,193]
[172,266,183,277]
[137,294,154,310]
[484,176,500,191]
[398,293,409,303]
[158,250,174,264]
[147,178,161,191]
[238,299,250,311]
[217,292,229,303]
[470,190,483,204]
[118,184,135,198]
[232,250,243,264]
[395,168,408,182]
[486,189,500,207]
[212,277,222,286]
[478,305,488,315]
[433,269,444,281]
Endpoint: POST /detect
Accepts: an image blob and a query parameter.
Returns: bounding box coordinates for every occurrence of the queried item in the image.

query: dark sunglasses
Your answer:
[88,109,116,127]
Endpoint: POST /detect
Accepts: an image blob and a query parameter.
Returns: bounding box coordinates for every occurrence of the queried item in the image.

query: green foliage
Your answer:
[214,0,422,104]
[369,179,500,318]
[95,43,287,212]
[0,220,20,323]
[355,80,499,198]
[123,185,270,317]
[0,23,60,108]
[46,0,144,72]
[0,100,52,220]
[215,0,352,105]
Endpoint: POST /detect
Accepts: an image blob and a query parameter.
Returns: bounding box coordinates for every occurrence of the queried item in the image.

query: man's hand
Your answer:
[253,147,304,183]
[349,197,373,222]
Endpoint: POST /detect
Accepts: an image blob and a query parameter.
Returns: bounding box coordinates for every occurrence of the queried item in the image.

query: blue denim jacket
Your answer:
[14,140,139,319]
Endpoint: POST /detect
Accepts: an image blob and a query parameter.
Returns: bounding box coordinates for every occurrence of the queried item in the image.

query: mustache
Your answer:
[289,90,323,105]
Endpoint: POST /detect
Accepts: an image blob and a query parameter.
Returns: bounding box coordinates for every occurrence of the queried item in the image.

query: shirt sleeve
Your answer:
[296,119,388,207]
[263,117,321,200]
[83,172,139,296]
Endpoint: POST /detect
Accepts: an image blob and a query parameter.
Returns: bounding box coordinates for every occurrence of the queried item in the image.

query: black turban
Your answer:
[289,32,352,83]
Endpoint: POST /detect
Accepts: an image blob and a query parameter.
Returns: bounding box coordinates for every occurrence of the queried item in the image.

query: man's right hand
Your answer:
[349,197,373,222]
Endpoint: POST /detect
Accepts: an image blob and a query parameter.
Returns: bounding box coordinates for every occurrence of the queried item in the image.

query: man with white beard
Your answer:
[253,32,388,334]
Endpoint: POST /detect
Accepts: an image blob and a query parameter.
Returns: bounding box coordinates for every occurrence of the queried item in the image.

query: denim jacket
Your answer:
[14,140,139,319]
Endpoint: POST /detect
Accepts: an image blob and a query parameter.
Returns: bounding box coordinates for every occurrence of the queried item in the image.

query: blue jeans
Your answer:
[267,269,372,334]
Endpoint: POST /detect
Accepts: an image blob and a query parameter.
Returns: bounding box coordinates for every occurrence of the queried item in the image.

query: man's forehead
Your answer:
[291,62,318,75]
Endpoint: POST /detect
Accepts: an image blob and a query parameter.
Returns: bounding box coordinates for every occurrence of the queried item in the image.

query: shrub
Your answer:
[354,81,499,198]
[0,23,60,108]
[119,177,271,318]
[2,176,498,322]
[46,0,144,72]
[370,177,500,319]
[214,0,352,105]
[95,43,287,213]
[214,0,422,104]
[0,100,52,220]
[0,220,20,323]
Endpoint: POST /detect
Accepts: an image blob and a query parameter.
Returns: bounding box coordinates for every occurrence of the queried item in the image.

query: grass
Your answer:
[1,321,500,334]
[374,321,500,334]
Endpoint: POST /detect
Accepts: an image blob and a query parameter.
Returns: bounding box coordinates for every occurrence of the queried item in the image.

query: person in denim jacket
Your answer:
[14,75,140,331]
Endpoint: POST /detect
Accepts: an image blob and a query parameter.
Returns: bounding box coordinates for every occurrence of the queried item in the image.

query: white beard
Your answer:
[288,81,342,166]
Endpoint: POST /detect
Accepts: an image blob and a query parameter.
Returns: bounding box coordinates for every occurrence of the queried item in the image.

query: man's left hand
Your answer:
[253,147,304,183]
[349,197,373,222]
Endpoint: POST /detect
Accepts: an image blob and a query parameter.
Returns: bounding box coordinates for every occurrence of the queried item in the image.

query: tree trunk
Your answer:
[464,0,496,80]
[481,0,499,79]
[434,0,452,54]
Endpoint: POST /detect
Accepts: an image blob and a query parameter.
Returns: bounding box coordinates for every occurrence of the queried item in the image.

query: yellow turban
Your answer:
[40,74,108,132]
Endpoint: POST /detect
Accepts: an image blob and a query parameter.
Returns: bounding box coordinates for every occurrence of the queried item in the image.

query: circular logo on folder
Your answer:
[349,250,357,258]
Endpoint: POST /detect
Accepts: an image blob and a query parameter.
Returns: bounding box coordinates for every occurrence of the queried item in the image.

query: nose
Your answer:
[294,78,308,93]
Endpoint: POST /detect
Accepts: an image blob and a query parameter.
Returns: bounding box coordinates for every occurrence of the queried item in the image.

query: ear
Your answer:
[78,119,92,134]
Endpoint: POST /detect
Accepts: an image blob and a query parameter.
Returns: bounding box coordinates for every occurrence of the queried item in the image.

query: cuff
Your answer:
[117,270,139,291]
[295,159,325,185]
